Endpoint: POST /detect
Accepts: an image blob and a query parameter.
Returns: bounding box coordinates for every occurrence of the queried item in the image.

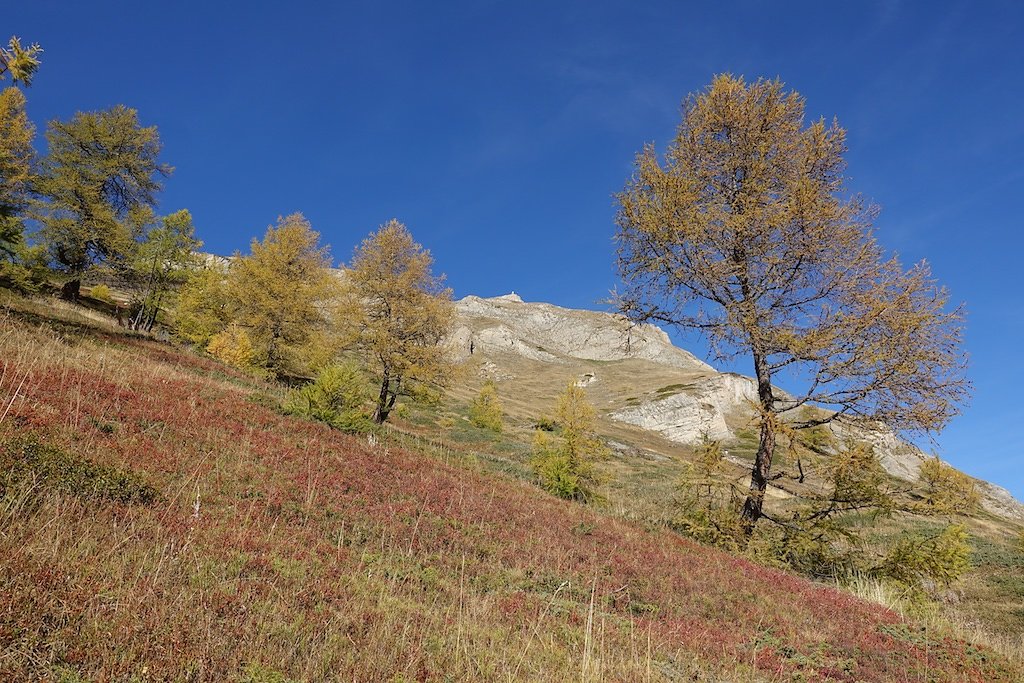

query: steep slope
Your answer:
[451,293,1024,521]
[3,295,1022,681]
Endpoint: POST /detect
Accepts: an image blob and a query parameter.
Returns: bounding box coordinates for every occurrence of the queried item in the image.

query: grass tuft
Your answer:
[1,435,158,505]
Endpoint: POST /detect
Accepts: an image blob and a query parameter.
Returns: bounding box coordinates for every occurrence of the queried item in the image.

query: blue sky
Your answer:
[10,1,1024,499]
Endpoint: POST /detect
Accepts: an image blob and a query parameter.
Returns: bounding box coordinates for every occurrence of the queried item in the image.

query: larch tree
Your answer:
[0,36,43,87]
[0,86,34,261]
[0,38,45,290]
[124,208,202,331]
[339,219,456,424]
[173,260,230,347]
[34,105,171,298]
[469,378,503,432]
[531,382,607,503]
[615,75,969,535]
[226,213,338,378]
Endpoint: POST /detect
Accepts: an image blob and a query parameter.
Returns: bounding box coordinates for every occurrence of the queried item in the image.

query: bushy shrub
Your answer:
[674,504,748,553]
[531,430,588,501]
[1,436,158,505]
[530,383,606,503]
[672,434,746,551]
[89,283,113,302]
[881,524,972,588]
[918,455,979,514]
[207,324,257,369]
[283,363,374,433]
[0,241,50,293]
[747,523,857,579]
[468,379,503,432]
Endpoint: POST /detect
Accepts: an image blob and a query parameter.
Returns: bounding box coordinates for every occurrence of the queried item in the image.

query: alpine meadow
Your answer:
[3,5,1024,682]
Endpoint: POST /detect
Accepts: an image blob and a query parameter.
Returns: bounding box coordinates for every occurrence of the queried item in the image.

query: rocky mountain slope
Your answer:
[450,293,1024,521]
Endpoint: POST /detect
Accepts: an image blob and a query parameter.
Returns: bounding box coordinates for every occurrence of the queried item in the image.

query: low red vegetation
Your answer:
[1,310,1019,681]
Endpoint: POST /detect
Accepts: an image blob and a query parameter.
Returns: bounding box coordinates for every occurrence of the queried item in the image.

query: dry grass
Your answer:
[843,572,1024,667]
[1,293,1022,682]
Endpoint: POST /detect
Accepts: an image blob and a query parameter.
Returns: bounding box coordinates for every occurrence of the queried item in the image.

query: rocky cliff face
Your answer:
[453,294,712,370]
[453,293,1024,521]
[610,373,759,443]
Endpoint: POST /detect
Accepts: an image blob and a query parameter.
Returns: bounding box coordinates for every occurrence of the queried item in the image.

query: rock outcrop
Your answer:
[611,374,758,443]
[453,293,1024,521]
[454,294,712,370]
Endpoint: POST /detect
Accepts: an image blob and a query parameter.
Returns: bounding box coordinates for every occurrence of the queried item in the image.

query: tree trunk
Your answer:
[740,349,776,536]
[130,303,146,331]
[144,296,161,332]
[61,278,81,301]
[373,370,391,424]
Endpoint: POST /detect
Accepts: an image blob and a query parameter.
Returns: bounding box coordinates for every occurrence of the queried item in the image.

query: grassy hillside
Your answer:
[436,308,1024,648]
[1,293,1022,682]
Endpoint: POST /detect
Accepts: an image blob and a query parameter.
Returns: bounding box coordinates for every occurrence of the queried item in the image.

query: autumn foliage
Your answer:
[615,75,970,532]
[337,219,457,423]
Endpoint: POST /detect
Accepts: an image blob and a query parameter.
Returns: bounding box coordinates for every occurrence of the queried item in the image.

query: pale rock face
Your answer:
[829,422,925,482]
[612,374,759,444]
[475,324,562,363]
[976,481,1024,520]
[455,295,712,370]
[448,326,473,359]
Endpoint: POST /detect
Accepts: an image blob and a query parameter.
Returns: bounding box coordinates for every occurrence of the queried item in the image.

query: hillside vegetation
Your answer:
[2,294,1022,682]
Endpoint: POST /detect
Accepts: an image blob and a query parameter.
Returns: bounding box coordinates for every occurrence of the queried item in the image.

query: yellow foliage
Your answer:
[469,379,503,432]
[88,283,113,303]
[0,87,34,215]
[173,265,229,346]
[226,213,339,378]
[882,524,972,588]
[338,219,457,423]
[614,74,970,533]
[918,456,979,515]
[206,324,256,370]
[530,383,606,503]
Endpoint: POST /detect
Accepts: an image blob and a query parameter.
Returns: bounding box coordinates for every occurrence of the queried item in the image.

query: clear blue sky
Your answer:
[11,1,1024,499]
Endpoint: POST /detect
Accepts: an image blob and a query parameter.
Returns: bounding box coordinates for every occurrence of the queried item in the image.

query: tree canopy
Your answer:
[469,379,503,432]
[339,219,456,423]
[0,36,43,87]
[0,87,34,260]
[35,105,171,294]
[531,382,607,503]
[123,208,202,331]
[225,213,338,378]
[615,75,970,533]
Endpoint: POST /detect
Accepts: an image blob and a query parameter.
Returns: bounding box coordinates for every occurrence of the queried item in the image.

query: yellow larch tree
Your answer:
[338,219,457,423]
[615,75,970,535]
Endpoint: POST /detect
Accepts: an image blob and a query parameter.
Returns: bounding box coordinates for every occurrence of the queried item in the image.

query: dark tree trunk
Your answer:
[373,370,391,424]
[61,278,81,301]
[740,349,776,535]
[144,304,159,332]
[373,372,402,424]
